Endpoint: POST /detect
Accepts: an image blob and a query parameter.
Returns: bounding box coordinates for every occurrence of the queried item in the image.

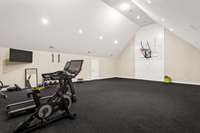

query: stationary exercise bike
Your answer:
[14,60,84,133]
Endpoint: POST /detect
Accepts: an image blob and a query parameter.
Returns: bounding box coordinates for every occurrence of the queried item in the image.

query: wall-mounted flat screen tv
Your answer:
[9,48,33,63]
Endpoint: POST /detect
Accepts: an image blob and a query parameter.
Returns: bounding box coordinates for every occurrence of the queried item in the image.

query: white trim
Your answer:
[116,76,135,79]
[75,76,200,86]
[74,77,115,82]
[116,76,200,86]
[172,81,200,86]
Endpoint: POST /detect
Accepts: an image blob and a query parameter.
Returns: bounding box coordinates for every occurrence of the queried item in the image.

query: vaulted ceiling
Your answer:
[131,0,200,49]
[0,0,139,57]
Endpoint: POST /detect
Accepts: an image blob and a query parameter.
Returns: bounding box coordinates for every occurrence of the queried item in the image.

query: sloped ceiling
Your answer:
[0,0,139,57]
[102,0,154,27]
[132,0,200,49]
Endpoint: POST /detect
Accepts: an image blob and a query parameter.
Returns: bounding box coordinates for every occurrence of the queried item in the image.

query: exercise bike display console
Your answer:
[14,60,84,133]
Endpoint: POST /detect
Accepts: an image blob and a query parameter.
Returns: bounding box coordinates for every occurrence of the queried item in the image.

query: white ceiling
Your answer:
[1,0,197,57]
[132,0,200,49]
[0,0,139,57]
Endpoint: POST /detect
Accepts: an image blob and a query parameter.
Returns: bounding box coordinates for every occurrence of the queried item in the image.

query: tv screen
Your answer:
[9,48,33,63]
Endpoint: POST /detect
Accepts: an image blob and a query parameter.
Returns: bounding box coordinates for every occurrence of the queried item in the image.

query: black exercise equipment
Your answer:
[140,40,152,59]
[6,75,52,118]
[7,94,53,118]
[42,60,81,103]
[6,84,24,92]
[0,80,28,99]
[6,78,57,118]
[0,81,8,99]
[7,60,83,118]
[14,60,83,133]
[6,76,41,118]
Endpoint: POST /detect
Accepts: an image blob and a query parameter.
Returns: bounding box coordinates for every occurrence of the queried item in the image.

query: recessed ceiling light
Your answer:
[158,33,163,39]
[161,18,165,22]
[99,36,103,40]
[42,18,48,25]
[136,15,141,20]
[114,40,119,44]
[120,3,130,11]
[169,28,174,32]
[146,0,152,4]
[78,29,83,34]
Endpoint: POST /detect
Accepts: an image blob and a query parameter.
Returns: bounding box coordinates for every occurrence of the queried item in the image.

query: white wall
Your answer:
[135,24,165,81]
[165,30,200,84]
[116,24,200,85]
[0,47,117,87]
[116,24,165,81]
[98,58,116,79]
[116,38,135,78]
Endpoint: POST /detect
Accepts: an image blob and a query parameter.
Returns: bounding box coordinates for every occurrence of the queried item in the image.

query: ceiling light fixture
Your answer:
[161,18,165,22]
[114,40,119,44]
[146,0,152,4]
[169,28,174,32]
[99,36,103,40]
[158,33,163,39]
[120,3,130,11]
[42,18,48,25]
[78,29,83,34]
[136,15,141,20]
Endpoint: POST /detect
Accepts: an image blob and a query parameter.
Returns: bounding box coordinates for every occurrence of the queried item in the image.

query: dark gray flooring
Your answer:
[0,78,200,133]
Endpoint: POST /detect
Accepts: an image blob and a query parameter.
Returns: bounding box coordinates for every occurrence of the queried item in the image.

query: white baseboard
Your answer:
[74,77,115,82]
[172,81,200,86]
[116,76,135,79]
[116,76,200,86]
